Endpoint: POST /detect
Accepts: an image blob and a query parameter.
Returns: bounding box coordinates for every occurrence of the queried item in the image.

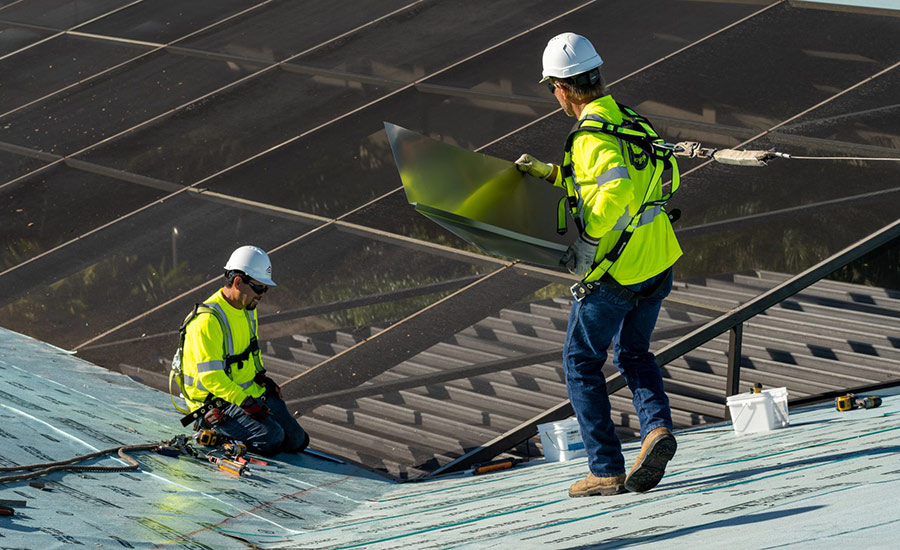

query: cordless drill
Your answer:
[835,393,882,412]
[223,443,247,459]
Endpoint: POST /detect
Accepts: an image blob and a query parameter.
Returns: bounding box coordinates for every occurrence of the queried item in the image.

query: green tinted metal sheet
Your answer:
[385,122,573,267]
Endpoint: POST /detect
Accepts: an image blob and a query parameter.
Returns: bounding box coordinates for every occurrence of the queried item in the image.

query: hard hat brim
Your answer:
[255,275,277,287]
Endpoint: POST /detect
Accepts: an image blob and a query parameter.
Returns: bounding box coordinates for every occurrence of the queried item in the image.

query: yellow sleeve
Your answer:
[572,132,634,238]
[551,165,564,188]
[185,313,250,407]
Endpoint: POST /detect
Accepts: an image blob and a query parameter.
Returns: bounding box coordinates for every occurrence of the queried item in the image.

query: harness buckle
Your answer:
[570,282,590,302]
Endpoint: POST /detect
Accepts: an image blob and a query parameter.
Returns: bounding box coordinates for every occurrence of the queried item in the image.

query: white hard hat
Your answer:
[224,245,276,286]
[540,32,603,83]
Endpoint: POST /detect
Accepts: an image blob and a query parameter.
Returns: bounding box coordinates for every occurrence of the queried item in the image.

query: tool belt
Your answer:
[570,268,671,304]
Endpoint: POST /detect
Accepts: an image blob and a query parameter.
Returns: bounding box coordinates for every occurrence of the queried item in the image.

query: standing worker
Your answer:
[516,33,680,497]
[179,245,309,455]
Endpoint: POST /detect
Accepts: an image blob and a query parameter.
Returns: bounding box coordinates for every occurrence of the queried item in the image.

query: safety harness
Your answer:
[557,102,680,303]
[169,303,263,424]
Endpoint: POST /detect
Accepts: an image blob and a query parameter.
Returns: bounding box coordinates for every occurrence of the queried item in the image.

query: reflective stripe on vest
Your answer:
[198,302,262,372]
[182,374,209,393]
[195,360,226,373]
[611,205,662,231]
[203,302,235,356]
[247,309,257,336]
[594,165,630,187]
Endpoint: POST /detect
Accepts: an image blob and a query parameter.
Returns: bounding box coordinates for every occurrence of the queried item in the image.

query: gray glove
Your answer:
[561,234,599,276]
[515,153,554,180]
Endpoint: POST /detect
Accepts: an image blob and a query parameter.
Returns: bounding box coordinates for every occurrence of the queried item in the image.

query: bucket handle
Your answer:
[731,402,752,432]
[541,427,574,451]
[546,431,567,452]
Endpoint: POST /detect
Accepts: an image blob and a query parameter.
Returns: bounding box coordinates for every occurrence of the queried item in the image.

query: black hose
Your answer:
[0,442,163,483]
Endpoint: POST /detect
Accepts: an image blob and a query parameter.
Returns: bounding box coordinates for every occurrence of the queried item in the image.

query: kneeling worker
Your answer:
[180,245,308,455]
[516,33,680,497]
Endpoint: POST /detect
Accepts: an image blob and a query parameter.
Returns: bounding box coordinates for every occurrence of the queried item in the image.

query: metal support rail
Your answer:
[289,320,708,409]
[426,217,900,478]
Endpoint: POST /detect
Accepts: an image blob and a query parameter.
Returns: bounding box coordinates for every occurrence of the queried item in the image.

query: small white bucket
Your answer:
[538,417,587,462]
[766,387,790,429]
[726,387,790,435]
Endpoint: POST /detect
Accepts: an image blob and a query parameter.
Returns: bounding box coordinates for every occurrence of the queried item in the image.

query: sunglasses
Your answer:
[244,278,268,295]
[546,81,556,94]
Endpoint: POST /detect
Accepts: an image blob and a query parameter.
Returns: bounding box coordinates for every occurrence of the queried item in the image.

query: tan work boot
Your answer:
[624,427,676,493]
[568,473,626,497]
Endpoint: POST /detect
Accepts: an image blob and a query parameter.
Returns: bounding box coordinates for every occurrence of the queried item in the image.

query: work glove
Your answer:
[240,396,271,421]
[254,371,283,399]
[263,376,282,399]
[515,153,554,180]
[561,234,599,277]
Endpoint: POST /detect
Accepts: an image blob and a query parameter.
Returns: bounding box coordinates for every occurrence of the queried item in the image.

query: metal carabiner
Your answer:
[570,282,590,302]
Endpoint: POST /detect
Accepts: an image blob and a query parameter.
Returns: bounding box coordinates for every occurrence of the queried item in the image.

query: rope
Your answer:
[0,442,162,483]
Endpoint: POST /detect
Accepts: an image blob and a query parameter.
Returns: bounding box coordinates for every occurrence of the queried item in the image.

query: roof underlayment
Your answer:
[3,327,900,549]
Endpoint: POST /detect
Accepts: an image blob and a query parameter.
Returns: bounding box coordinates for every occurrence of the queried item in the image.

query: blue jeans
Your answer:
[563,269,674,476]
[212,394,309,456]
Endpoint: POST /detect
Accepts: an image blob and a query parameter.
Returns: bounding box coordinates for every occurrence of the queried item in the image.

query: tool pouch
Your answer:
[204,407,225,426]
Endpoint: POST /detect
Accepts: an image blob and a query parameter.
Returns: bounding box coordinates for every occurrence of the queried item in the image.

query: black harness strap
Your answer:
[225,337,259,370]
[571,268,672,306]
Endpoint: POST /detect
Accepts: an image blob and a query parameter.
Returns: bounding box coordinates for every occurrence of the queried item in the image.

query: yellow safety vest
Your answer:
[180,290,266,412]
[555,95,682,285]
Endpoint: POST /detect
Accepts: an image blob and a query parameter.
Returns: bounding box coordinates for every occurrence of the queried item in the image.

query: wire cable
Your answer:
[0,442,162,483]
[774,153,900,162]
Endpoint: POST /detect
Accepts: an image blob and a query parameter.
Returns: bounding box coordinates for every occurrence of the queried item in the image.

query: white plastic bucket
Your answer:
[537,417,587,462]
[766,387,790,429]
[726,387,790,435]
